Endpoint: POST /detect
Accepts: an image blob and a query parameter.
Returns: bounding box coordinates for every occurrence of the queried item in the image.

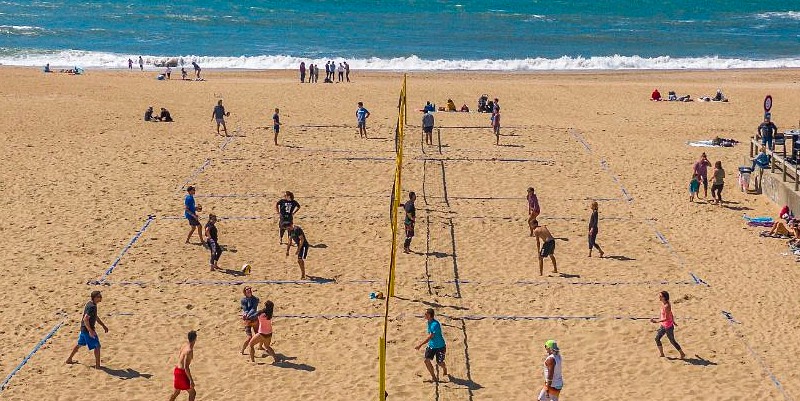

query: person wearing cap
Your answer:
[184,186,204,244]
[66,290,109,368]
[422,111,435,146]
[758,113,778,151]
[539,340,563,401]
[415,308,448,382]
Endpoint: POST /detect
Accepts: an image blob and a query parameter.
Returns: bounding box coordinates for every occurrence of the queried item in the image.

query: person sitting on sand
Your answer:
[44,63,51,73]
[460,104,469,112]
[248,300,279,363]
[159,107,173,122]
[667,91,677,101]
[446,99,456,112]
[181,68,187,80]
[651,88,662,101]
[144,106,155,121]
[713,89,726,102]
[531,220,557,275]
[422,101,435,113]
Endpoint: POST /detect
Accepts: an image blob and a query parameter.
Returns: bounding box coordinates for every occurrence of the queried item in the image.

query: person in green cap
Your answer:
[538,340,563,401]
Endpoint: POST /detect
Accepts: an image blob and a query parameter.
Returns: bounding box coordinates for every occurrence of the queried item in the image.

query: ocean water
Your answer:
[1,0,799,70]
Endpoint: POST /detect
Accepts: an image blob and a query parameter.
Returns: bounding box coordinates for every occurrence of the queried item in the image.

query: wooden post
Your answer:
[795,164,799,191]
[783,158,787,182]
[751,138,754,158]
[771,151,776,173]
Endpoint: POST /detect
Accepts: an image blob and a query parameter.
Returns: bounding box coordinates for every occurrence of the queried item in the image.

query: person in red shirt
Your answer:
[651,88,662,101]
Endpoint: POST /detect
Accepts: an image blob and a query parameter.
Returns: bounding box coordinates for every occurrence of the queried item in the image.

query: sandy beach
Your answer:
[1,66,799,400]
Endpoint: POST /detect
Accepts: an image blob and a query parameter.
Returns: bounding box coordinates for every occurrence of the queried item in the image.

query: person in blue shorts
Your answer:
[356,102,370,139]
[184,186,204,244]
[66,290,109,368]
[415,308,448,382]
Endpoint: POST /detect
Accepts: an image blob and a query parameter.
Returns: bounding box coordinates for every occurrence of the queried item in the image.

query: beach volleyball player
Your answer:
[285,222,309,280]
[276,191,300,244]
[169,331,197,401]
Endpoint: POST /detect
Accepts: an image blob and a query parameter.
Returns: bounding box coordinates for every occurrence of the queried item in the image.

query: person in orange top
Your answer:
[650,291,686,359]
[248,300,278,363]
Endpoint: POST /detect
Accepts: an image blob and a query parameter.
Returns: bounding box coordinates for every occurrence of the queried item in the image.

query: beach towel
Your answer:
[743,215,773,223]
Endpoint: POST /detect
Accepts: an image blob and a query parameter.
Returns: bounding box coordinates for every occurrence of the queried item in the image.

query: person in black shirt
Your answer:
[159,107,173,122]
[144,106,155,121]
[588,201,604,258]
[66,290,109,368]
[276,191,301,244]
[286,222,309,280]
[403,192,417,254]
[205,214,223,271]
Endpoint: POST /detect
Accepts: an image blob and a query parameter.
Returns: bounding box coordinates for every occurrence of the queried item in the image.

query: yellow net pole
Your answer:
[379,74,407,401]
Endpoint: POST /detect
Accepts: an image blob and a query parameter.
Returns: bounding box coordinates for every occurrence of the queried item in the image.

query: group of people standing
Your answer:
[299,61,350,83]
[691,152,726,205]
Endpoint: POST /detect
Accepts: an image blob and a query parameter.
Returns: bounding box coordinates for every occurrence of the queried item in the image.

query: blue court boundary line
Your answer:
[104,279,381,286]
[89,215,156,285]
[722,311,795,401]
[177,158,211,193]
[569,129,634,203]
[0,319,65,392]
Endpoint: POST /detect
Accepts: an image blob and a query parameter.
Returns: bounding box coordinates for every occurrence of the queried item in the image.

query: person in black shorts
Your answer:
[403,192,416,253]
[531,220,558,275]
[588,201,604,258]
[414,308,448,382]
[205,214,223,271]
[276,191,300,244]
[272,108,281,146]
[285,222,309,280]
[422,111,434,145]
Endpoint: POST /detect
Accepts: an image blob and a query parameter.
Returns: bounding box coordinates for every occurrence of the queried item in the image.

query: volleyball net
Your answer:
[379,74,407,401]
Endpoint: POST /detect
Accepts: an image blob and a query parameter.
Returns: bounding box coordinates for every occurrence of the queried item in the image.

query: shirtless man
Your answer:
[169,331,197,401]
[531,220,557,275]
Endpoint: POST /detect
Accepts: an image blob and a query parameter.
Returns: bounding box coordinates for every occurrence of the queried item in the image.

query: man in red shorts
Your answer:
[169,330,197,401]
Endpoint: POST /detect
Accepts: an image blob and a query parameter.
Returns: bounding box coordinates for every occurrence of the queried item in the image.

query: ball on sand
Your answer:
[241,263,251,275]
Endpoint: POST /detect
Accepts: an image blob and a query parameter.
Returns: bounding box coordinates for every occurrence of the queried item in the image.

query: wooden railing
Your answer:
[750,136,800,191]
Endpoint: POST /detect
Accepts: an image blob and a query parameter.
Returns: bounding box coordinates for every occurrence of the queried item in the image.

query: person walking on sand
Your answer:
[286,222,309,279]
[538,340,564,401]
[356,101,370,138]
[492,111,501,145]
[527,187,540,236]
[344,61,350,82]
[403,192,417,254]
[588,201,604,257]
[240,286,260,354]
[299,61,306,83]
[212,99,230,136]
[710,161,725,205]
[422,111,435,145]
[276,191,300,244]
[689,173,700,202]
[184,186,204,244]
[651,291,686,359]
[205,214,222,271]
[192,61,201,79]
[66,291,109,368]
[248,300,279,363]
[531,220,557,275]
[169,330,197,401]
[692,152,711,199]
[272,108,282,146]
[138,56,144,71]
[415,308,448,383]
